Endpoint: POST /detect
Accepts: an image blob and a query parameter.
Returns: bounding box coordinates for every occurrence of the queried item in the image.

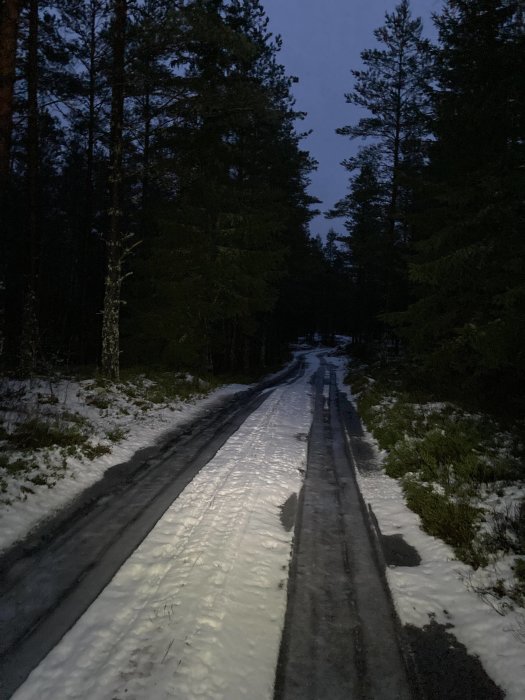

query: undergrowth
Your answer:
[346,360,525,601]
[0,366,217,508]
[8,417,88,450]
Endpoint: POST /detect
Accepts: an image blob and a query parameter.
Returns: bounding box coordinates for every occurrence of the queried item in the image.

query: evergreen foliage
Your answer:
[331,0,433,345]
[0,0,326,378]
[334,0,524,413]
[395,0,525,409]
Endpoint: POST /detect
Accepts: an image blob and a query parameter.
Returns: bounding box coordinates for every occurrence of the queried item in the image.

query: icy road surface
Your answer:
[12,353,320,700]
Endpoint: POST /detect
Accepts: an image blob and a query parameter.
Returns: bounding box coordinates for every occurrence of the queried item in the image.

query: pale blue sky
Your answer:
[261,0,441,239]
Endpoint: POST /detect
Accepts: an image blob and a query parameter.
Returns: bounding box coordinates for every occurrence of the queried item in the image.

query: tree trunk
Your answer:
[259,328,267,369]
[229,318,237,371]
[79,0,99,362]
[142,78,151,210]
[0,0,19,184]
[384,42,405,316]
[0,0,20,361]
[243,336,250,373]
[19,0,40,374]
[101,0,127,380]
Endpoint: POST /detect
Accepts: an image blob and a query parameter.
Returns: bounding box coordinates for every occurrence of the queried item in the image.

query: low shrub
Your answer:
[8,417,88,450]
[482,501,525,555]
[0,454,32,475]
[86,394,111,410]
[37,393,59,405]
[515,558,525,584]
[30,474,48,486]
[386,425,483,488]
[118,368,206,405]
[105,427,127,443]
[403,478,485,568]
[82,443,111,460]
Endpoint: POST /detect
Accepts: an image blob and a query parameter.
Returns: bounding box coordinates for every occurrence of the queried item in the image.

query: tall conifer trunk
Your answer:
[79,0,100,362]
[142,68,151,211]
[0,0,19,183]
[0,0,20,361]
[101,0,127,380]
[385,36,405,315]
[19,0,40,373]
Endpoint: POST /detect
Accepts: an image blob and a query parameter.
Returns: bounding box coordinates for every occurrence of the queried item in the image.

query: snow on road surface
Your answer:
[12,353,320,700]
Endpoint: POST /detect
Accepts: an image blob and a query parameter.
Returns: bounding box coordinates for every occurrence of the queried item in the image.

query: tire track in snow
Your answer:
[12,353,320,700]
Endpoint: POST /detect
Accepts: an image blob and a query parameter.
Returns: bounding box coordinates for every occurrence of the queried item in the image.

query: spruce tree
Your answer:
[0,0,21,361]
[127,0,315,372]
[329,147,388,344]
[398,0,525,406]
[332,0,432,343]
[0,0,20,185]
[101,0,127,380]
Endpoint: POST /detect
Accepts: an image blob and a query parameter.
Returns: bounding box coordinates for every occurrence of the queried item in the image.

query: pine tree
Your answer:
[332,0,432,343]
[18,0,41,373]
[338,0,432,246]
[0,0,21,360]
[398,0,525,406]
[127,0,315,372]
[329,147,389,344]
[101,0,127,380]
[56,0,110,361]
[2,1,75,368]
[0,0,20,185]
[126,0,184,214]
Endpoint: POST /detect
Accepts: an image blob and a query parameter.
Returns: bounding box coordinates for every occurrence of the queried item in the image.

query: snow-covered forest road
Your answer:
[0,357,307,699]
[0,350,508,699]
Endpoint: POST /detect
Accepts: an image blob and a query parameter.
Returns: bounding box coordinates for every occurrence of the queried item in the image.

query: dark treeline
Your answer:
[0,0,347,379]
[331,0,525,412]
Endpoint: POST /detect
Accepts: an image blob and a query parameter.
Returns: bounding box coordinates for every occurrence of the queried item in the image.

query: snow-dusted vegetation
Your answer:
[338,358,525,697]
[0,372,246,552]
[345,362,525,604]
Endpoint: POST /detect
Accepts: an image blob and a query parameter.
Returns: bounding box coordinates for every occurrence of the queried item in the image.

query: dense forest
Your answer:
[331,0,524,413]
[0,0,347,380]
[0,0,523,413]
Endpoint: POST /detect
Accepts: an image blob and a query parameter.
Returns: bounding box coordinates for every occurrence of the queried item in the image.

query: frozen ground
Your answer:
[333,357,525,700]
[11,353,320,700]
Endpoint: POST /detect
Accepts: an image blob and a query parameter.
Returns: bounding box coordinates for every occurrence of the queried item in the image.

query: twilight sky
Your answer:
[260,0,442,239]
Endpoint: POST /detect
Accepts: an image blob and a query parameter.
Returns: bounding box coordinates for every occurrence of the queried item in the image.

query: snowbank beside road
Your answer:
[333,357,525,700]
[0,377,246,554]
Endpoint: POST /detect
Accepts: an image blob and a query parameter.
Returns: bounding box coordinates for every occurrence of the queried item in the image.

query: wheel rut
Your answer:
[274,357,413,700]
[0,359,304,700]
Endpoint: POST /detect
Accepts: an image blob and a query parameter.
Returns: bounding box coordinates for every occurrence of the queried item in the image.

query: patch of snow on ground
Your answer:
[332,356,525,700]
[12,352,320,700]
[0,379,251,554]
